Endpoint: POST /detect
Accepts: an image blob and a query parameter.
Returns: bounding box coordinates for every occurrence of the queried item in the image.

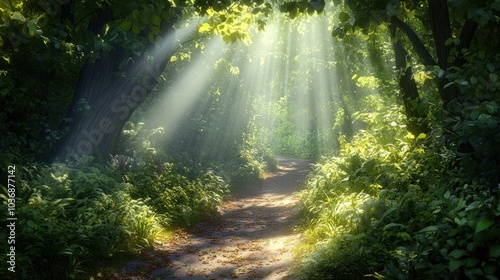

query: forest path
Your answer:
[111,157,310,280]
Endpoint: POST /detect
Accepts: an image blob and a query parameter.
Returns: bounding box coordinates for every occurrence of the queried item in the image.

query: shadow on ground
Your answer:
[107,157,311,280]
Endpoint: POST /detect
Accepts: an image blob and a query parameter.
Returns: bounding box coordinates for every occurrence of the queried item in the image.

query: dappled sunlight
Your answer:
[6,0,499,279]
[124,157,310,279]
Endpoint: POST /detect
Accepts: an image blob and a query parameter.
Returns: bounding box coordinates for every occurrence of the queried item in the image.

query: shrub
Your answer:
[0,160,161,279]
[124,155,230,227]
[294,95,500,279]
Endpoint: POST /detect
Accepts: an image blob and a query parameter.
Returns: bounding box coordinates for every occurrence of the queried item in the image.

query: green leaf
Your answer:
[486,104,496,114]
[449,249,467,259]
[471,110,480,120]
[120,21,132,31]
[486,63,495,72]
[139,13,149,24]
[454,217,467,226]
[383,223,404,231]
[152,26,160,36]
[489,73,498,83]
[198,23,211,33]
[132,24,141,35]
[444,81,455,89]
[151,14,161,26]
[418,225,440,233]
[470,76,478,85]
[417,133,427,140]
[27,220,37,228]
[475,218,494,233]
[339,12,349,23]
[449,259,463,272]
[464,257,479,268]
[466,201,481,211]
[488,244,500,258]
[11,12,26,22]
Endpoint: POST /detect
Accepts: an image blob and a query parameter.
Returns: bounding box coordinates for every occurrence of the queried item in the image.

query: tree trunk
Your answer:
[390,26,429,136]
[391,2,477,110]
[55,8,176,162]
[427,0,460,110]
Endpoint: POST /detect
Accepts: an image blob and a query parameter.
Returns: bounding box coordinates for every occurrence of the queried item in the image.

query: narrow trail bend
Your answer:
[113,157,310,280]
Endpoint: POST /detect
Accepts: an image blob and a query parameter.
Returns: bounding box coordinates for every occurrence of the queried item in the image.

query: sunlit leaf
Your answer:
[198,23,211,33]
[417,133,426,140]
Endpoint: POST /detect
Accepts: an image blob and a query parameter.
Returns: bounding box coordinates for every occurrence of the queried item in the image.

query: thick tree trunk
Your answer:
[55,50,173,162]
[55,8,176,162]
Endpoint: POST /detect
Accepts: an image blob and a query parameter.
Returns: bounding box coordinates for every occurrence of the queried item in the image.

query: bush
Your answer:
[121,153,230,227]
[0,154,230,279]
[0,160,161,279]
[294,95,500,279]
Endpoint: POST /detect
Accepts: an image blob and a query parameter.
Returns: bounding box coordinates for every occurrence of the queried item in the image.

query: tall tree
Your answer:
[332,0,500,183]
[1,0,271,163]
[332,0,499,115]
[280,0,499,183]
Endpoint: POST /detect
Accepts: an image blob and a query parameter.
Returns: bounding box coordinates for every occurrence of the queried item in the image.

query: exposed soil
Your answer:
[107,157,310,280]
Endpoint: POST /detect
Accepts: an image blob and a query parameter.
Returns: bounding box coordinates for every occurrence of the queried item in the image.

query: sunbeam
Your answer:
[147,36,225,141]
[139,9,378,160]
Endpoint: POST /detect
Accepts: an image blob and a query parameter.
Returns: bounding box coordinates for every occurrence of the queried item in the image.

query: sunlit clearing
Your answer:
[143,11,382,160]
[238,15,343,158]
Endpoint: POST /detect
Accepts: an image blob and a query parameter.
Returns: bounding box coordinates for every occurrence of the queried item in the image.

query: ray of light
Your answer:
[139,10,382,161]
[147,36,226,140]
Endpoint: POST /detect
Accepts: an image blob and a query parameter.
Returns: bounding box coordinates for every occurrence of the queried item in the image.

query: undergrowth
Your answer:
[293,95,500,279]
[0,153,231,279]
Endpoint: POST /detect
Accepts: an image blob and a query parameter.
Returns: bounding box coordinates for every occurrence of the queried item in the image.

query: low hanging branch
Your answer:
[390,25,429,136]
[390,16,436,67]
[391,1,478,109]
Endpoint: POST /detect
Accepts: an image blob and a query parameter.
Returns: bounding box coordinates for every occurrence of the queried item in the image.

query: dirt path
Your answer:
[112,157,310,280]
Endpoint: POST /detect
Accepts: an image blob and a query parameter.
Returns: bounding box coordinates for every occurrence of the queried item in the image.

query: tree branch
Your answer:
[455,19,478,67]
[390,16,437,66]
[428,0,452,69]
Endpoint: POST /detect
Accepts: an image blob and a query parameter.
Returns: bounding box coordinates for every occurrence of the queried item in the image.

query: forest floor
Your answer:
[104,157,311,280]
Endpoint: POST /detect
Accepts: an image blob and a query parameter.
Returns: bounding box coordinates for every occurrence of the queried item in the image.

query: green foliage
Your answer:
[0,0,275,165]
[125,156,230,227]
[407,184,500,279]
[294,94,500,279]
[0,1,82,162]
[444,57,500,186]
[0,153,231,279]
[0,160,161,279]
